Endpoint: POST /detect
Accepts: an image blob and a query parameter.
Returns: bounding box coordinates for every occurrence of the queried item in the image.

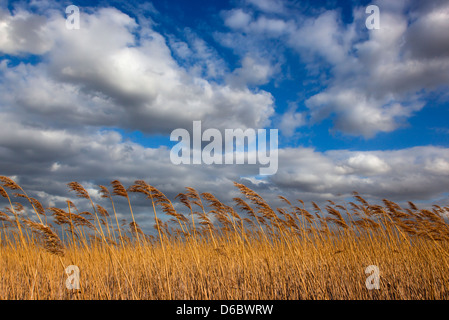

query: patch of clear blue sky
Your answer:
[112,128,170,148]
[5,0,449,152]
[2,53,40,64]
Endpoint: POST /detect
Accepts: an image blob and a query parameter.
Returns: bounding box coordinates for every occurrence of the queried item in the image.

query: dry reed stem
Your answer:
[1,178,449,299]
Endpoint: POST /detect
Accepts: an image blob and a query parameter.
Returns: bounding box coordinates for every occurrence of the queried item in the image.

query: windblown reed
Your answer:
[1,176,449,299]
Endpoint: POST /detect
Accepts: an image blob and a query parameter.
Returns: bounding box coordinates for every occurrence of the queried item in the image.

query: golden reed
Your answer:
[0,176,448,299]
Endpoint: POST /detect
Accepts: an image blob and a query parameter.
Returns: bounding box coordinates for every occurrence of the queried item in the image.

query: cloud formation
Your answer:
[220,0,449,137]
[299,0,449,137]
[0,6,275,135]
[0,0,448,233]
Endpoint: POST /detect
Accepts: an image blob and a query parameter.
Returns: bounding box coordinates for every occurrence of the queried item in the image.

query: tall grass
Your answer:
[1,176,449,299]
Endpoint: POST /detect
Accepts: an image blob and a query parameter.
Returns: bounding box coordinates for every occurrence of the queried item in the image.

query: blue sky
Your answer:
[1,0,449,229]
[51,0,449,153]
[93,0,449,151]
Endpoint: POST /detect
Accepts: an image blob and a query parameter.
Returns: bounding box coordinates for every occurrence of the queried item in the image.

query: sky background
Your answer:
[1,0,449,231]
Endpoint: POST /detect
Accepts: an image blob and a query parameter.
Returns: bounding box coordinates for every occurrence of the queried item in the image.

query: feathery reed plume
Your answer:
[96,205,109,217]
[185,187,203,208]
[279,196,291,206]
[22,218,65,256]
[67,200,78,213]
[233,196,267,236]
[176,193,192,211]
[0,185,8,199]
[13,202,25,214]
[353,191,369,207]
[49,207,74,227]
[0,176,21,190]
[234,182,277,221]
[0,184,26,245]
[129,221,144,237]
[311,202,322,216]
[111,180,128,197]
[349,201,361,211]
[68,181,107,242]
[1,177,44,224]
[71,213,95,229]
[408,201,418,211]
[67,182,90,199]
[111,180,140,242]
[352,217,380,230]
[99,184,123,246]
[96,204,113,239]
[0,211,11,223]
[325,206,349,229]
[13,194,46,217]
[201,192,232,229]
[132,181,189,235]
[176,192,197,236]
[127,179,172,296]
[99,185,111,198]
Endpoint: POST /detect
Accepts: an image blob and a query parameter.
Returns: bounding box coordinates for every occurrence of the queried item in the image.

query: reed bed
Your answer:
[1,176,449,300]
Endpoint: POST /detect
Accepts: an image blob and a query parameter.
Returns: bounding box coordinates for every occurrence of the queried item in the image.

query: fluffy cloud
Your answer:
[405,1,449,60]
[306,88,424,137]
[298,0,449,137]
[277,104,306,137]
[0,7,54,55]
[270,146,449,201]
[220,0,449,138]
[226,55,275,87]
[245,0,286,14]
[0,7,275,135]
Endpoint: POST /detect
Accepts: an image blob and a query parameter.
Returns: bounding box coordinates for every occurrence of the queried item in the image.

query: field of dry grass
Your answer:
[1,176,449,300]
